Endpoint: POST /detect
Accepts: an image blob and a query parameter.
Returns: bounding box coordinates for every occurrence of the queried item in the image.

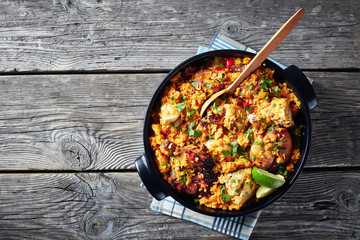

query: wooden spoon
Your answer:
[200,8,305,116]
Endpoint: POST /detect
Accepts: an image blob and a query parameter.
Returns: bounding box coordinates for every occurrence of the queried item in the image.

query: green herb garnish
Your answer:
[274,86,280,93]
[231,141,238,157]
[278,165,288,175]
[190,81,199,88]
[204,83,212,88]
[221,150,230,156]
[221,186,232,203]
[175,102,186,112]
[179,176,187,185]
[186,121,202,137]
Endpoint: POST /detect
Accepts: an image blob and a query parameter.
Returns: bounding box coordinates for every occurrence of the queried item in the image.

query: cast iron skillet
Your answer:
[135,49,317,217]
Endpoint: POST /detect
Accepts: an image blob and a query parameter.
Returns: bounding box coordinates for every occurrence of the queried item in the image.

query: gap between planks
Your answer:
[0,166,359,175]
[0,68,360,76]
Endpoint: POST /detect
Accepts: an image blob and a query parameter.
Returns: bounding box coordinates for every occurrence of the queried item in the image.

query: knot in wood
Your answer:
[82,211,124,239]
[336,190,359,213]
[61,140,91,170]
[220,19,247,38]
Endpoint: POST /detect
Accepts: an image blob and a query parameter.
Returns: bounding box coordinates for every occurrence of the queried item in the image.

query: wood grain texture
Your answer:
[0,171,359,239]
[0,0,359,72]
[0,71,359,170]
[252,169,360,239]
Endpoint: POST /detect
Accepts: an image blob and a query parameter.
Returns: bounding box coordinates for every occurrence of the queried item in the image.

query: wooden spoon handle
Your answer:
[226,8,305,94]
[200,8,304,116]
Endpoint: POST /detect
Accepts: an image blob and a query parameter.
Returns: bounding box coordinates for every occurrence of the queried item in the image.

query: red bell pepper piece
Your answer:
[225,59,234,68]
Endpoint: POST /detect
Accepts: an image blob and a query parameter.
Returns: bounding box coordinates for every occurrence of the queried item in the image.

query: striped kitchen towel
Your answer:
[150,197,260,239]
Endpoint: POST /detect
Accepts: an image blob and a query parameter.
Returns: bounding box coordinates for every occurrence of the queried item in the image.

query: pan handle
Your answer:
[135,154,168,201]
[284,65,318,109]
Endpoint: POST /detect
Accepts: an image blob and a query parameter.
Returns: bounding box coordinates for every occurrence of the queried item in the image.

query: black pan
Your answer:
[135,49,317,217]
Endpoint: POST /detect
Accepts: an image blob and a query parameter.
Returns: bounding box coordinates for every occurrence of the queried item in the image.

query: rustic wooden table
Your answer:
[0,0,359,239]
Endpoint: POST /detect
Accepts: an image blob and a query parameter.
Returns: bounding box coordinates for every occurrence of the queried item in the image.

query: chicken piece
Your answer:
[261,98,294,128]
[169,145,216,195]
[160,140,176,156]
[160,103,183,126]
[223,104,248,131]
[205,135,232,155]
[220,169,257,209]
[250,128,292,172]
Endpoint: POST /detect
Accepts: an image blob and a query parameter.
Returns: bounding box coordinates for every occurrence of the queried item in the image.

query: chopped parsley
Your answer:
[179,176,187,185]
[221,150,230,156]
[231,140,238,157]
[245,128,253,144]
[267,123,275,131]
[264,92,269,101]
[260,75,272,92]
[188,121,195,129]
[211,101,223,113]
[238,146,248,161]
[221,186,232,203]
[214,56,225,68]
[190,81,199,89]
[293,124,306,142]
[273,86,280,93]
[162,163,171,167]
[175,102,186,112]
[273,140,282,150]
[203,83,212,88]
[278,165,288,176]
[186,121,202,137]
[186,108,197,119]
[211,101,219,109]
[189,109,197,115]
[279,148,287,153]
[170,123,179,129]
[230,178,237,184]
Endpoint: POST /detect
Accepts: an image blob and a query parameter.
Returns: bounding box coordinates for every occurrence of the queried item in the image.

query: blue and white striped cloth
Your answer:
[150,197,260,239]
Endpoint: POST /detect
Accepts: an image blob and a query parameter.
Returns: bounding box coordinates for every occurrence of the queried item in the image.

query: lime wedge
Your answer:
[256,185,277,198]
[251,167,285,188]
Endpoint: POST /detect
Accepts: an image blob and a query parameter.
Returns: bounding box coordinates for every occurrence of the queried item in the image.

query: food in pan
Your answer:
[149,55,304,210]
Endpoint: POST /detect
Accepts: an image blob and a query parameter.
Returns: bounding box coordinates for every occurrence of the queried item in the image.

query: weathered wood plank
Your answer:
[0,171,359,239]
[252,169,360,239]
[0,71,359,170]
[0,0,358,72]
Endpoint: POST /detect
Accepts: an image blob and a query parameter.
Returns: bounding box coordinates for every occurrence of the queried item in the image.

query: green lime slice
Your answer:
[252,167,285,188]
[256,185,277,198]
